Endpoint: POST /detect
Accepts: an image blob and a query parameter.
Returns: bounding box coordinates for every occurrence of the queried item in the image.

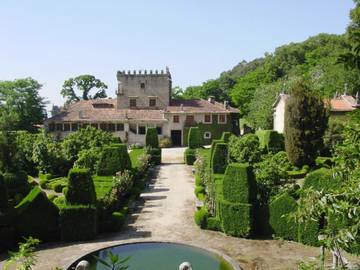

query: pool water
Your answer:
[68,242,234,270]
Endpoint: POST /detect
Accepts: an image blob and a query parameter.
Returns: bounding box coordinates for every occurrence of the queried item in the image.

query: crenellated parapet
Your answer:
[117,67,171,79]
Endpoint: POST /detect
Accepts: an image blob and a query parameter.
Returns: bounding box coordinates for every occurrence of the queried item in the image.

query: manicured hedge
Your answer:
[66,168,96,205]
[210,139,224,166]
[221,132,232,143]
[97,144,132,176]
[211,143,228,174]
[222,163,256,204]
[255,130,284,153]
[298,220,320,246]
[0,226,16,252]
[269,193,298,241]
[3,171,30,197]
[194,207,208,229]
[59,205,97,241]
[99,211,125,233]
[188,127,202,149]
[206,217,221,231]
[0,174,8,210]
[184,148,196,165]
[303,168,339,192]
[146,147,161,165]
[15,187,60,241]
[145,128,159,148]
[219,200,252,237]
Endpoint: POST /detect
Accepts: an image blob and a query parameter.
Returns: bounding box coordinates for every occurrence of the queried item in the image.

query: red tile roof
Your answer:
[166,99,238,113]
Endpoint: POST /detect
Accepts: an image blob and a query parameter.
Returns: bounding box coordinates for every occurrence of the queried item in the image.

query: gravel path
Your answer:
[0,147,321,270]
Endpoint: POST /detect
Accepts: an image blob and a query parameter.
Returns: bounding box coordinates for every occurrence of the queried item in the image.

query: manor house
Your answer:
[45,68,239,146]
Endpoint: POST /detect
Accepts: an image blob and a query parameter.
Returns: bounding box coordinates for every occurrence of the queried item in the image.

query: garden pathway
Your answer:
[0,147,322,270]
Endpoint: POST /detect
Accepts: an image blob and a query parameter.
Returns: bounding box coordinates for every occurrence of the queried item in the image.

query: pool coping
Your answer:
[65,240,242,270]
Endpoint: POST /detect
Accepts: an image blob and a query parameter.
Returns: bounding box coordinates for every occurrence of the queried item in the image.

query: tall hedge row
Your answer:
[97,144,131,176]
[145,128,159,148]
[65,168,96,205]
[255,130,284,153]
[211,143,228,174]
[219,201,252,237]
[210,139,224,166]
[188,127,202,149]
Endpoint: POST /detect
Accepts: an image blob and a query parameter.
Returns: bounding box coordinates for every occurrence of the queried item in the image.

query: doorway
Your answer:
[171,130,182,146]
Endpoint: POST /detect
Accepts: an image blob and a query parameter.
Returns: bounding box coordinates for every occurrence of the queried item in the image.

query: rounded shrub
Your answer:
[184,148,196,165]
[211,143,228,174]
[66,168,96,205]
[221,132,232,143]
[97,144,132,176]
[145,128,159,148]
[188,127,202,149]
[194,207,208,228]
[303,168,339,192]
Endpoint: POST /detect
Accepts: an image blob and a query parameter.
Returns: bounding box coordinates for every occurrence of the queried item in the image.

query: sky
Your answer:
[0,0,355,110]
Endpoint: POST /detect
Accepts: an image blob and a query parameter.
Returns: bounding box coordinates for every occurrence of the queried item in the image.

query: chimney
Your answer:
[224,100,229,109]
[208,96,215,104]
[180,104,184,111]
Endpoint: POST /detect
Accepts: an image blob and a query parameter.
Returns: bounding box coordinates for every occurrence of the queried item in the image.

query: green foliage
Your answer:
[228,134,261,164]
[297,220,320,246]
[222,163,256,205]
[74,147,102,174]
[66,168,96,205]
[210,139,224,166]
[0,174,8,210]
[61,74,107,104]
[194,185,205,199]
[99,211,125,233]
[97,144,131,176]
[15,131,38,176]
[62,126,116,162]
[3,171,30,197]
[255,130,284,153]
[322,121,345,155]
[269,193,298,241]
[303,168,340,192]
[15,187,60,241]
[220,132,232,143]
[284,81,328,166]
[206,217,221,231]
[194,207,209,229]
[146,147,162,165]
[219,201,252,237]
[211,143,228,174]
[188,127,202,149]
[94,250,130,270]
[59,205,97,241]
[145,128,159,148]
[315,156,334,169]
[159,136,173,148]
[0,131,21,172]
[184,148,196,165]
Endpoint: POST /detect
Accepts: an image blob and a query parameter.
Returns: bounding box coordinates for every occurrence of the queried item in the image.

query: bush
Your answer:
[3,171,30,197]
[223,163,256,204]
[211,143,228,174]
[15,187,60,241]
[0,174,8,210]
[194,185,205,198]
[66,168,96,205]
[146,147,161,165]
[255,130,284,153]
[210,139,224,166]
[315,156,334,169]
[194,207,208,228]
[39,179,48,189]
[159,137,172,148]
[47,194,58,201]
[206,217,221,231]
[74,148,102,174]
[59,205,97,241]
[302,168,339,192]
[145,128,159,148]
[188,127,202,149]
[269,193,298,241]
[219,201,252,237]
[229,134,261,164]
[97,144,132,176]
[184,148,196,165]
[53,183,64,193]
[221,132,232,143]
[298,220,320,246]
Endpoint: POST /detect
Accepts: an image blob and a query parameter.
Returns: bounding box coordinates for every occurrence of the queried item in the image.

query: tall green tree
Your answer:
[61,75,108,104]
[0,78,46,131]
[284,81,328,166]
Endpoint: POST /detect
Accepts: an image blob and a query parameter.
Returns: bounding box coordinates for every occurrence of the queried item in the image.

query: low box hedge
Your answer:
[59,205,97,241]
[194,207,208,229]
[66,168,96,205]
[97,144,132,176]
[184,148,196,165]
[221,132,232,143]
[211,143,228,174]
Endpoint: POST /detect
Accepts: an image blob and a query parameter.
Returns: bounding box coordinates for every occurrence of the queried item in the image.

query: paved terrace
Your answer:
[0,147,321,270]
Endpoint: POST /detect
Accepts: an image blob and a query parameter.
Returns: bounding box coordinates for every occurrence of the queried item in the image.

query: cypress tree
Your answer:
[284,81,328,166]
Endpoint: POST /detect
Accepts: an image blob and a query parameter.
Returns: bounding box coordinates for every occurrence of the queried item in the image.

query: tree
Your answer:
[61,75,108,104]
[284,81,328,166]
[0,78,46,131]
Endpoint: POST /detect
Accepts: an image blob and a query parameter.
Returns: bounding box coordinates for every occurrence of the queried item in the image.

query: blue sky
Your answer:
[0,0,355,109]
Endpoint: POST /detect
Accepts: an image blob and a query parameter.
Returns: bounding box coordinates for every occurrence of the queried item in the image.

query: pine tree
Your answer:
[284,81,328,166]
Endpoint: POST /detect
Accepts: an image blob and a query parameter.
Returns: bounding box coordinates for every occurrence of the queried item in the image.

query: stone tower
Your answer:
[116,68,172,110]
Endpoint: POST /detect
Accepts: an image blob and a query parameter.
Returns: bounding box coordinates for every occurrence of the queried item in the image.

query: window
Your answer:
[64,123,70,131]
[55,123,63,131]
[116,123,124,131]
[130,98,137,107]
[129,123,137,133]
[71,123,78,131]
[108,123,115,132]
[204,131,212,139]
[173,115,180,123]
[185,115,194,123]
[140,82,145,89]
[138,125,146,135]
[100,123,107,131]
[149,98,156,107]
[219,114,226,124]
[49,123,55,132]
[156,126,162,135]
[204,114,211,123]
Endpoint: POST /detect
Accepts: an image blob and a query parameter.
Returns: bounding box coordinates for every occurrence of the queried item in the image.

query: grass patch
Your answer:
[129,148,146,169]
[92,175,114,199]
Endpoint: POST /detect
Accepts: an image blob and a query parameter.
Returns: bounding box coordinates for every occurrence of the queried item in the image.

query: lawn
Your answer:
[129,148,146,169]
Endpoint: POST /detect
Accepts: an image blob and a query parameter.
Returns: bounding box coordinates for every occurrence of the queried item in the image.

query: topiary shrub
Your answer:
[256,130,284,153]
[269,193,298,241]
[145,128,159,148]
[0,174,8,210]
[98,211,125,233]
[59,205,97,241]
[53,183,64,193]
[219,201,252,237]
[146,147,161,165]
[97,144,132,176]
[303,168,339,192]
[15,187,60,241]
[3,171,30,197]
[210,139,224,167]
[221,132,232,143]
[222,163,256,204]
[184,148,196,165]
[229,134,262,164]
[194,207,208,228]
[206,217,221,231]
[66,168,96,205]
[211,143,228,174]
[298,219,320,246]
[188,127,202,149]
[194,185,205,198]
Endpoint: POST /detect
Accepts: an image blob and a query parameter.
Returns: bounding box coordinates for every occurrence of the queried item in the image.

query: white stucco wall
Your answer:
[273,98,286,133]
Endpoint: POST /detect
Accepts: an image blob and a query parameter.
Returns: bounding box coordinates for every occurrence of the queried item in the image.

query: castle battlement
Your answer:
[117,67,171,78]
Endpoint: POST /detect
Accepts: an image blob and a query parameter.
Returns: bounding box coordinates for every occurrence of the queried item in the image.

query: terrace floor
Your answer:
[0,147,324,270]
